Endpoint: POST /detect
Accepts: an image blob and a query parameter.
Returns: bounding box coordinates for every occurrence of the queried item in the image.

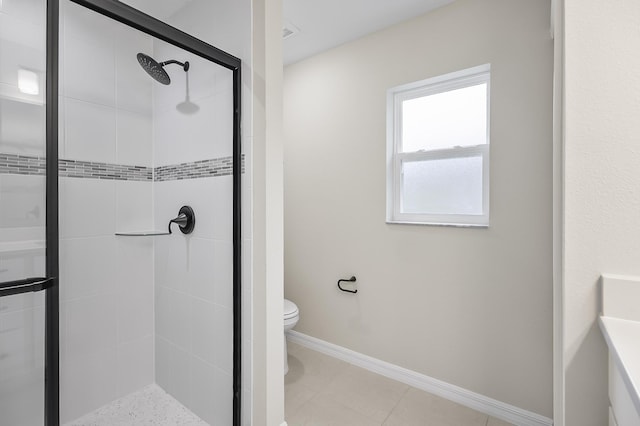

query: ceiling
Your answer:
[283,0,455,65]
[119,0,455,65]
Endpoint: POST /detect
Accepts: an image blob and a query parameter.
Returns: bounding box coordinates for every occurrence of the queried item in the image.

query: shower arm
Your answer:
[159,59,190,71]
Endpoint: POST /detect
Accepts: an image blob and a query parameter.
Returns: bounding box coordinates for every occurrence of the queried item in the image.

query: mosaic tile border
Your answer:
[0,153,46,176]
[0,153,243,182]
[59,159,152,181]
[155,156,233,182]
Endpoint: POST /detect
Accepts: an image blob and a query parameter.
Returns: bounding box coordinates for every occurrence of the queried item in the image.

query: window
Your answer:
[386,64,490,226]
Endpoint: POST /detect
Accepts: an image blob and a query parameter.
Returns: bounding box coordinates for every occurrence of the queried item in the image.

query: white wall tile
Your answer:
[63,1,116,106]
[155,336,172,392]
[64,98,116,163]
[116,109,152,167]
[154,285,170,341]
[0,14,45,89]
[191,298,215,365]
[188,238,233,306]
[117,335,154,396]
[63,35,115,106]
[189,355,216,424]
[60,346,118,423]
[115,26,153,115]
[0,288,42,315]
[188,238,216,302]
[154,235,190,293]
[59,236,117,301]
[63,0,115,48]
[0,174,46,230]
[115,237,154,291]
[0,99,45,157]
[168,343,192,408]
[65,294,117,358]
[58,96,66,159]
[212,240,234,308]
[153,93,233,166]
[213,366,233,426]
[0,305,45,378]
[0,249,45,285]
[193,177,233,241]
[1,0,46,27]
[115,181,153,232]
[213,304,233,374]
[169,289,192,352]
[116,268,153,344]
[154,285,191,352]
[59,177,115,238]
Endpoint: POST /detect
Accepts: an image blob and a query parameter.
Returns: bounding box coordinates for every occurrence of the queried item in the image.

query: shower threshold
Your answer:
[64,384,208,426]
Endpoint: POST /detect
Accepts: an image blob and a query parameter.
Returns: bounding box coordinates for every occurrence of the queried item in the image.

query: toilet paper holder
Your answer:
[337,276,357,294]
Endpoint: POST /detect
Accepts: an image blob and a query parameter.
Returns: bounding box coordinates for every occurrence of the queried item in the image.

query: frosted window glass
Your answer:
[402,83,487,152]
[402,156,483,215]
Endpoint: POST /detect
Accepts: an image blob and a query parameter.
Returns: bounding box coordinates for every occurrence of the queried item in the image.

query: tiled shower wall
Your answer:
[1,1,242,425]
[152,40,234,426]
[0,2,48,425]
[58,2,155,422]
[59,2,236,424]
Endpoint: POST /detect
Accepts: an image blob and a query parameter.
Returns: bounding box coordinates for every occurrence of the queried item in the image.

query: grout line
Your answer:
[380,385,410,425]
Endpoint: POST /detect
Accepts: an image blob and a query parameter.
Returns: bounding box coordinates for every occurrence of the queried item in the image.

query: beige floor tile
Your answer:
[286,342,350,392]
[285,380,317,420]
[383,388,488,426]
[486,416,514,426]
[319,364,409,423]
[287,393,381,426]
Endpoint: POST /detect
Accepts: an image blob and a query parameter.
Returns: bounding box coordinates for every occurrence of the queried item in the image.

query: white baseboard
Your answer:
[287,330,553,426]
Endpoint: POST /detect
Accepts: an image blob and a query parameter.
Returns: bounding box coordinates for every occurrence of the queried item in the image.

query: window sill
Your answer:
[385,220,489,229]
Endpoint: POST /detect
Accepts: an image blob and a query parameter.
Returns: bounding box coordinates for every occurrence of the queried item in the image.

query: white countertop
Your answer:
[599,316,640,417]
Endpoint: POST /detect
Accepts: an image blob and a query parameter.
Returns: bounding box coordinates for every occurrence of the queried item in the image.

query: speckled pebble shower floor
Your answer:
[63,384,208,426]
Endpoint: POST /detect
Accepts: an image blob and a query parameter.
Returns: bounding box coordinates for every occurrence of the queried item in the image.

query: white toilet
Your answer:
[283,298,299,375]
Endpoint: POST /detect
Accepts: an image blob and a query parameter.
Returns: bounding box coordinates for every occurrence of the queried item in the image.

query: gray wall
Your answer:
[283,0,553,417]
[563,0,640,424]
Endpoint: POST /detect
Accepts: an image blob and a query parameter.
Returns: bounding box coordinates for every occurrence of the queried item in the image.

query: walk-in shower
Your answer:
[0,0,242,425]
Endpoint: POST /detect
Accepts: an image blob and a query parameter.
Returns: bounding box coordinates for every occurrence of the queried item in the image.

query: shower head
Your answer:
[136,53,189,85]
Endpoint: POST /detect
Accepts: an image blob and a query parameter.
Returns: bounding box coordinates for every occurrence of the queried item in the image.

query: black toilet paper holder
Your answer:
[337,276,357,294]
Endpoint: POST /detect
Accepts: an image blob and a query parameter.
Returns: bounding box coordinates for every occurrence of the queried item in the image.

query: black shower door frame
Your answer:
[43,1,243,425]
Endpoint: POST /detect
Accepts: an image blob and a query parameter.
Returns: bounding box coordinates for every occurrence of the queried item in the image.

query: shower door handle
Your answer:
[0,277,56,298]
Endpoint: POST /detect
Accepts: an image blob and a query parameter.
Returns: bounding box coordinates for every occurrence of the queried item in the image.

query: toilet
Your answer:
[283,298,299,375]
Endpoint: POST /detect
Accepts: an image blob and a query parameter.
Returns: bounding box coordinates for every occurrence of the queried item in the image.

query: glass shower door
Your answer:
[0,0,56,425]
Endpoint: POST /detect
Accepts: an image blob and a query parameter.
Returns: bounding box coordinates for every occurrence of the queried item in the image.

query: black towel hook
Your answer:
[337,276,357,294]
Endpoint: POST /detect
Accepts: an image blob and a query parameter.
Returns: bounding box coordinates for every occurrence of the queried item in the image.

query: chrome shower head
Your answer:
[136,53,189,85]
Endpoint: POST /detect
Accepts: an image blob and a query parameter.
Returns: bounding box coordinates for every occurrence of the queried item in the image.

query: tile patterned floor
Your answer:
[285,341,514,426]
[64,384,208,426]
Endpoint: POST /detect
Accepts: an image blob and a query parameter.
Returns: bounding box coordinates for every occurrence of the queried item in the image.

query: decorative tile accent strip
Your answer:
[0,153,244,182]
[0,153,46,176]
[59,159,153,181]
[154,156,234,182]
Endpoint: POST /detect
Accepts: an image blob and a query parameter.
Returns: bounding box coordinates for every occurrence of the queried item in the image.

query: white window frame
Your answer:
[386,64,491,227]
